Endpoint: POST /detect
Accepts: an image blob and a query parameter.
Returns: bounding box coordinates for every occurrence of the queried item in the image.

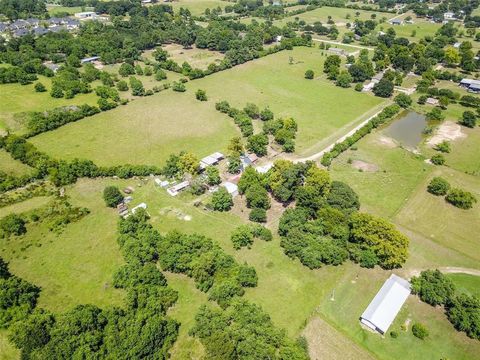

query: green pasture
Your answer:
[394,167,480,265]
[193,47,386,156]
[275,6,384,26]
[0,76,98,133]
[447,273,480,298]
[30,89,239,167]
[0,150,33,177]
[170,0,227,16]
[318,266,480,360]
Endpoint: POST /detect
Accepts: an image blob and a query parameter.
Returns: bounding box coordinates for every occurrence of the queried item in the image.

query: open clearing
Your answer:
[30,90,239,167]
[193,47,386,156]
[274,6,383,26]
[162,44,224,70]
[447,273,480,298]
[0,150,33,176]
[169,0,227,15]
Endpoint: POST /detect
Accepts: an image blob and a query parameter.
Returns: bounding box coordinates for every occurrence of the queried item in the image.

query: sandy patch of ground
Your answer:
[427,121,466,147]
[303,317,375,360]
[352,160,379,172]
[377,135,397,148]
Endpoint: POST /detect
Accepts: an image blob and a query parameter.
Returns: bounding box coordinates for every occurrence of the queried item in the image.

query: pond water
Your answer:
[384,111,427,149]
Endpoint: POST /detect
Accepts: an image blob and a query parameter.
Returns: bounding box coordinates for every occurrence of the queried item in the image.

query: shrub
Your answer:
[211,187,233,211]
[354,83,363,92]
[172,81,186,92]
[430,154,445,165]
[231,225,254,249]
[394,93,412,108]
[459,111,477,128]
[446,189,477,209]
[427,177,450,196]
[195,89,207,101]
[434,141,450,153]
[34,82,46,92]
[249,208,267,223]
[116,80,128,91]
[412,323,429,340]
[390,331,399,338]
[103,186,124,208]
[0,214,26,236]
[304,69,314,79]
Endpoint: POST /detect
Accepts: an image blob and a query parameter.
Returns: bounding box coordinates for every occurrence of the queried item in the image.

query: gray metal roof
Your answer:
[360,274,411,334]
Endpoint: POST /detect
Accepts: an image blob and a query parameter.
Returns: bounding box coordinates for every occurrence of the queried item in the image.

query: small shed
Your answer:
[222,182,238,197]
[426,97,439,106]
[167,181,189,196]
[131,202,147,214]
[360,274,411,335]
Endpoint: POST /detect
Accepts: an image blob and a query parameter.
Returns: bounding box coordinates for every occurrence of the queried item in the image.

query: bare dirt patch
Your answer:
[377,135,397,148]
[303,317,375,360]
[351,160,379,172]
[427,121,466,147]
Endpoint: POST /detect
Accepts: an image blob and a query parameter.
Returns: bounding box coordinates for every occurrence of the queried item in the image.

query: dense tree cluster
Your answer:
[230,224,272,250]
[270,160,408,269]
[157,230,257,308]
[191,299,309,360]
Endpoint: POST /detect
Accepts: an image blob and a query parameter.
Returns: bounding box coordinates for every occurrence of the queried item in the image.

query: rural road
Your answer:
[407,267,480,278]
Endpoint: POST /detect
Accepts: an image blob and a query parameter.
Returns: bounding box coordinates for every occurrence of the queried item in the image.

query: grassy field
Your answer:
[274,6,384,26]
[0,150,33,177]
[46,5,90,15]
[30,89,239,167]
[447,273,480,298]
[161,44,224,70]
[169,0,227,16]
[193,47,386,156]
[318,266,480,360]
[330,129,432,219]
[394,167,480,264]
[0,76,98,132]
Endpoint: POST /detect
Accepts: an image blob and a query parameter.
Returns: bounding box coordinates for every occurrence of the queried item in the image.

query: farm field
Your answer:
[0,76,98,132]
[30,90,239,167]
[274,6,385,26]
[193,47,386,156]
[169,0,227,15]
[161,44,224,70]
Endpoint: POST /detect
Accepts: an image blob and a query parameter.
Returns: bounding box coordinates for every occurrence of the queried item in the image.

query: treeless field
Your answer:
[169,0,227,15]
[162,44,224,70]
[0,150,33,176]
[30,90,239,167]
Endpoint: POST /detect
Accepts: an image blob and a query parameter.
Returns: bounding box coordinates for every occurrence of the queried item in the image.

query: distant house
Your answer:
[34,27,49,36]
[255,163,273,174]
[328,47,348,57]
[154,178,169,188]
[222,182,239,197]
[75,11,97,19]
[443,12,456,20]
[200,152,224,170]
[459,78,480,93]
[389,19,403,25]
[81,56,100,64]
[167,181,190,196]
[426,97,439,106]
[453,42,461,48]
[360,274,411,335]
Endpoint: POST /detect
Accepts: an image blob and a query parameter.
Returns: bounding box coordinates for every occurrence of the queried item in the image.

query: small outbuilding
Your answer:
[131,202,147,214]
[222,182,238,197]
[167,181,190,196]
[360,274,411,335]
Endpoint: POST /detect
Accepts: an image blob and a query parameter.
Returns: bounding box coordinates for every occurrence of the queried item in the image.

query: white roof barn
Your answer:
[360,274,411,335]
[200,152,225,169]
[222,182,238,197]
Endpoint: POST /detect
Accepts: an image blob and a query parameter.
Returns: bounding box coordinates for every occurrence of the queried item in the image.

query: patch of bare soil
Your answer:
[377,135,397,148]
[352,160,378,172]
[427,121,466,146]
[303,317,375,360]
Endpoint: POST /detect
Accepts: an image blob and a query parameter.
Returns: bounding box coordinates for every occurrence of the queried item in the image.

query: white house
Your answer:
[443,12,456,20]
[75,11,97,19]
[167,181,189,196]
[200,152,225,170]
[360,274,411,335]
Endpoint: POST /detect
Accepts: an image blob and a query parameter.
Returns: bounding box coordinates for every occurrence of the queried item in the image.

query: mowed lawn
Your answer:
[193,47,385,155]
[0,150,33,176]
[447,273,480,298]
[30,90,239,167]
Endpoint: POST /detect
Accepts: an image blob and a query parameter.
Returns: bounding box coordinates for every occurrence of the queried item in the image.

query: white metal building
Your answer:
[360,274,411,335]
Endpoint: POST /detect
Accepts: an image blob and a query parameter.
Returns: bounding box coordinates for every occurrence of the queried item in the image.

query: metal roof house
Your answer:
[360,274,411,335]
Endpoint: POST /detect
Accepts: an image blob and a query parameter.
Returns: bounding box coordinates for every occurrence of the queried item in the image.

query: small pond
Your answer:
[384,111,427,149]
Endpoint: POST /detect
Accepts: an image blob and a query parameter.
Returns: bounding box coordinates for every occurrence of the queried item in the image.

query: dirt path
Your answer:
[407,267,480,278]
[311,38,374,51]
